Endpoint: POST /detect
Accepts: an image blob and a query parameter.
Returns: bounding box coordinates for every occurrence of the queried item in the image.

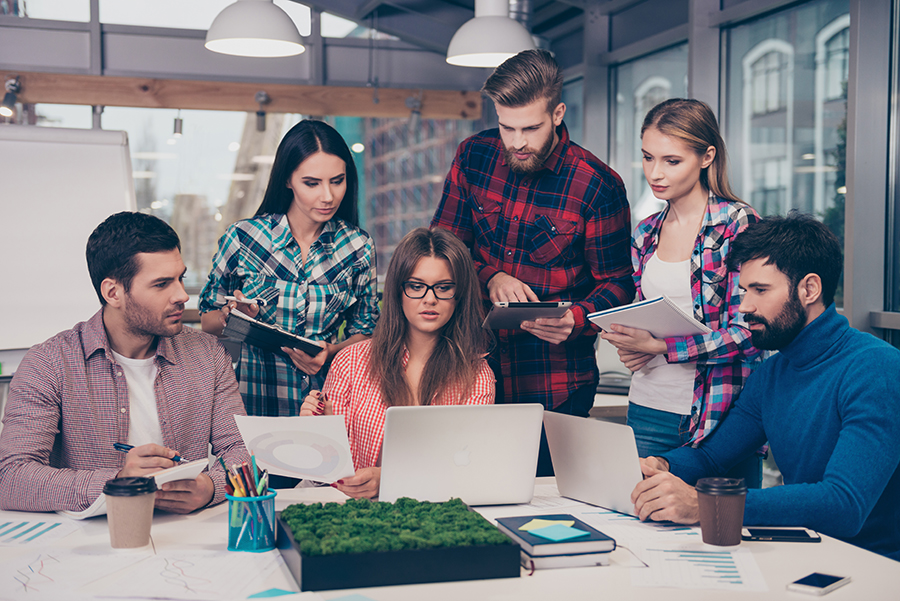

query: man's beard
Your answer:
[503,129,555,174]
[745,290,807,350]
[123,293,184,339]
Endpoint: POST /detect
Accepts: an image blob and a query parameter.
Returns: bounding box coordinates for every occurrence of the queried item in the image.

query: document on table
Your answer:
[94,549,290,600]
[0,519,80,546]
[1,548,148,600]
[576,508,704,546]
[235,415,356,484]
[1,547,292,601]
[630,542,768,592]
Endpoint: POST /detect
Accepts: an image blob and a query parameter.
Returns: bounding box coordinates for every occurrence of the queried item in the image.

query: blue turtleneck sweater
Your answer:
[664,304,900,560]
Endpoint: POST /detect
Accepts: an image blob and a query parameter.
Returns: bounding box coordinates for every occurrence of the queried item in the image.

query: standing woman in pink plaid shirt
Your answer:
[300,228,495,498]
[601,99,764,484]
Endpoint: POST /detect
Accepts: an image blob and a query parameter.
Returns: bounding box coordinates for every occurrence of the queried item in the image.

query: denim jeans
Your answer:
[627,402,762,488]
[626,402,693,457]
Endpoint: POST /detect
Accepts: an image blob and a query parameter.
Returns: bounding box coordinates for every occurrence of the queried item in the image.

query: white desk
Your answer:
[1,479,898,600]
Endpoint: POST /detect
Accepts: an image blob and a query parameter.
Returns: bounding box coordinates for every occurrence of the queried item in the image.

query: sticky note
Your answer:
[528,524,590,542]
[519,518,575,531]
[247,589,301,598]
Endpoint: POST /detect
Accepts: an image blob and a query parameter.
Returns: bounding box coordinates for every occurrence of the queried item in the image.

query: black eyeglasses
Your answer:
[402,281,457,300]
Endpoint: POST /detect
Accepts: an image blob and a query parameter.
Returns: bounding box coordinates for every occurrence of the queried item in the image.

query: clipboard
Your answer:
[482,302,572,330]
[223,309,324,356]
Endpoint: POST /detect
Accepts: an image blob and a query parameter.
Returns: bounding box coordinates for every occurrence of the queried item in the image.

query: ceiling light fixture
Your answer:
[1,76,21,118]
[205,0,305,58]
[446,0,536,68]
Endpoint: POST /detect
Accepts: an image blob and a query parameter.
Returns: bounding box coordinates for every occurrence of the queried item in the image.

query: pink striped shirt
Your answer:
[0,310,249,512]
[325,340,495,470]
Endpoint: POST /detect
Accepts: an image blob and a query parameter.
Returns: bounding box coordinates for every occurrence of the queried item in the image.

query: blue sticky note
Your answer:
[528,524,590,542]
[247,589,299,598]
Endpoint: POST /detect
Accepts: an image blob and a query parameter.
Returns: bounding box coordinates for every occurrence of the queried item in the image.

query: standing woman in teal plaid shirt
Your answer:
[601,99,763,483]
[199,120,379,418]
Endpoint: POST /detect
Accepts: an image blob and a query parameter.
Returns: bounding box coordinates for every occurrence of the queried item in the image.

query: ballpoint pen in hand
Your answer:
[113,442,188,464]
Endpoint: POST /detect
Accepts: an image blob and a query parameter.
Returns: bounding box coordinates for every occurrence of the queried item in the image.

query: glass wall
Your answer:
[98,1,311,34]
[724,0,849,251]
[561,78,584,148]
[364,118,477,271]
[610,43,689,226]
[2,0,89,21]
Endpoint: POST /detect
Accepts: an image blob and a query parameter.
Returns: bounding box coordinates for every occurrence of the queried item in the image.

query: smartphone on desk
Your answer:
[742,527,821,542]
[786,573,851,595]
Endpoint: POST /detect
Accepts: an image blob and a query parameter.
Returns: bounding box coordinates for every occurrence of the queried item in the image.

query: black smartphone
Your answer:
[741,527,821,542]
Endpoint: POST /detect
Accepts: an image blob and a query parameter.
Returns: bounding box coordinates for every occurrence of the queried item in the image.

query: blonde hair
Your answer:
[641,98,742,203]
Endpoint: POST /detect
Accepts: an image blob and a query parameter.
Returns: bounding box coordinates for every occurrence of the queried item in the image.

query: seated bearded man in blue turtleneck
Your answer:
[630,211,900,561]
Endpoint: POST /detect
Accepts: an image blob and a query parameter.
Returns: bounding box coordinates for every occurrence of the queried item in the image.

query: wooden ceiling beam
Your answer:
[1,71,482,120]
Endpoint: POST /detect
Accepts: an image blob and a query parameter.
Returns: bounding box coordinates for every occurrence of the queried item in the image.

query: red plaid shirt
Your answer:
[431,123,634,409]
[325,340,495,470]
[0,310,249,512]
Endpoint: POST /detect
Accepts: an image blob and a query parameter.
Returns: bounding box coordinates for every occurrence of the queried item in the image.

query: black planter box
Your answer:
[275,515,521,591]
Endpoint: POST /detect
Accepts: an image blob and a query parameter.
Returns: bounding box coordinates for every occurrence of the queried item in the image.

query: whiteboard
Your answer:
[0,126,136,351]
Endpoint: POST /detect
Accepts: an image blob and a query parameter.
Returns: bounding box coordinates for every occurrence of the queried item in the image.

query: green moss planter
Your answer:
[276,498,520,591]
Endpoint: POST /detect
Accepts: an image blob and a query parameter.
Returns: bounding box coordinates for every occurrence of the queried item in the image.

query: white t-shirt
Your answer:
[111,350,164,447]
[628,253,697,415]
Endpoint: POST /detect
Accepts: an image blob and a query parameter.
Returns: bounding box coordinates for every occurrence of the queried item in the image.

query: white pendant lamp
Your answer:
[446,0,536,68]
[206,0,305,58]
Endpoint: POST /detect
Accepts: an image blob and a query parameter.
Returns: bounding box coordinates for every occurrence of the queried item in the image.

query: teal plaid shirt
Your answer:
[199,215,379,416]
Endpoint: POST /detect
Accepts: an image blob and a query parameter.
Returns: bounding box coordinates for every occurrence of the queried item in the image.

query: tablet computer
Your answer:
[481,301,572,330]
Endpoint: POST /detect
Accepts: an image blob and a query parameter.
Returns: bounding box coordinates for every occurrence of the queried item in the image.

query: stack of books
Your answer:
[495,514,615,570]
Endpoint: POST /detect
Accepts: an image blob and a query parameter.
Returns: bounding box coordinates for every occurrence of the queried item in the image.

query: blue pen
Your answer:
[113,442,187,464]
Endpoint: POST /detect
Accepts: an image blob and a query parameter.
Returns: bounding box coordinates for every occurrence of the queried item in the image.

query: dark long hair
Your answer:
[254,119,359,226]
[641,98,741,203]
[369,228,487,407]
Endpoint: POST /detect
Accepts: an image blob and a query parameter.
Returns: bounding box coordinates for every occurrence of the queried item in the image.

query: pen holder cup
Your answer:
[226,491,277,552]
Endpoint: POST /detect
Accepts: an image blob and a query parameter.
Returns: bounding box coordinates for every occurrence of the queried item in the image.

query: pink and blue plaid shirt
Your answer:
[632,194,763,446]
[0,310,249,512]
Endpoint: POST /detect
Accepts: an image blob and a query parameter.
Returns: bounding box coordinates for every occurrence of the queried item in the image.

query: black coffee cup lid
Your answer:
[695,477,747,495]
[103,476,158,496]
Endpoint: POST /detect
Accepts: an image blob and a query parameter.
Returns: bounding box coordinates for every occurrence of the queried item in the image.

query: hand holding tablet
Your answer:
[482,302,573,330]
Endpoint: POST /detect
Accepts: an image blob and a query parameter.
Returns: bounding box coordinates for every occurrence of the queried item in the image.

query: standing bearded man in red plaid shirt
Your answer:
[431,49,635,476]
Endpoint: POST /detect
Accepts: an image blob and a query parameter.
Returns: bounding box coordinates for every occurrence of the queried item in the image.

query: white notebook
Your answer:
[587,296,711,338]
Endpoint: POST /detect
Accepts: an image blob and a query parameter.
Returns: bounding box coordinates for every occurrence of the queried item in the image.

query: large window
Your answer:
[725,0,849,302]
[98,1,311,34]
[609,43,688,226]
[364,118,477,271]
[2,0,89,21]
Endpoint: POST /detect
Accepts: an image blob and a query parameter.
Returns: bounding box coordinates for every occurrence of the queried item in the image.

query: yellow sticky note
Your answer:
[519,518,575,531]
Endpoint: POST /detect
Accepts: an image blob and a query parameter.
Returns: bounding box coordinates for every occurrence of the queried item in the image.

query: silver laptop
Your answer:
[543,412,643,516]
[379,404,543,505]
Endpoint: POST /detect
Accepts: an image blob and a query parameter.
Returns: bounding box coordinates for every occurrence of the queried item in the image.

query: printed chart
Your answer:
[631,543,767,591]
[0,520,80,546]
[98,550,289,600]
[1,549,146,600]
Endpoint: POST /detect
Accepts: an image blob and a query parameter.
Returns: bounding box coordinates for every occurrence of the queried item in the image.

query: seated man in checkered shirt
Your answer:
[0,211,248,514]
